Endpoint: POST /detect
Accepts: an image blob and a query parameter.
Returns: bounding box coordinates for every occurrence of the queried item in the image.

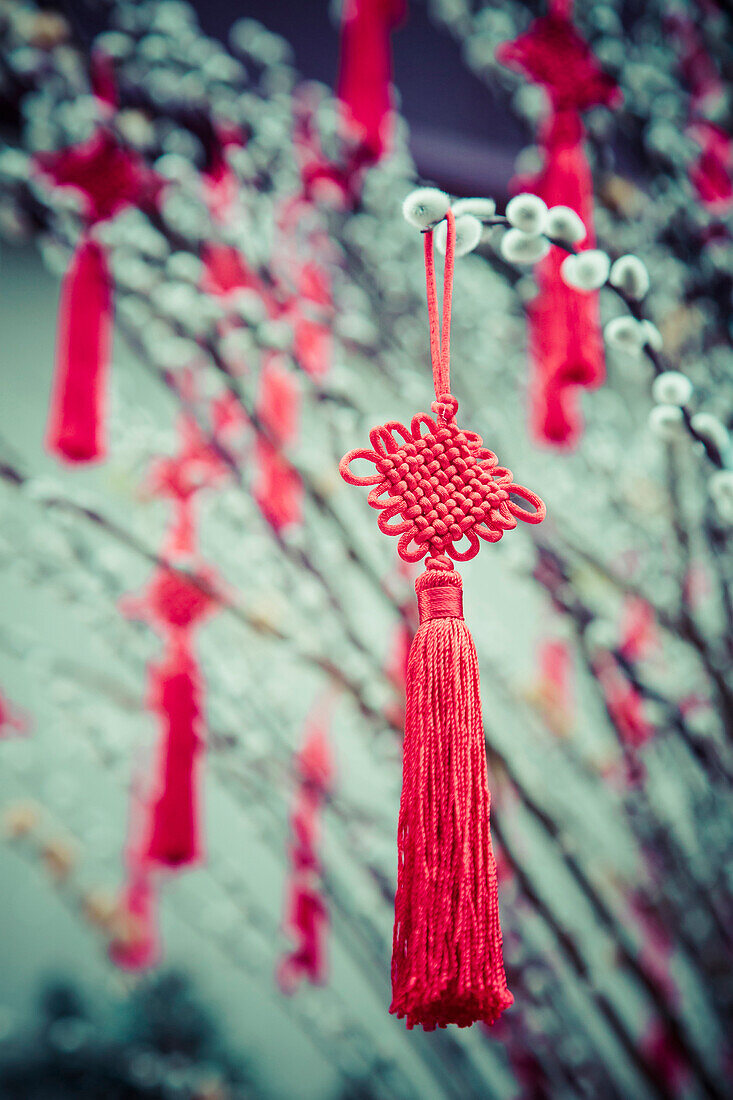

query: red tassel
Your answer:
[337,0,405,163]
[252,437,303,533]
[619,597,657,663]
[109,869,159,971]
[689,122,733,212]
[529,109,604,447]
[533,637,574,736]
[390,565,513,1029]
[497,5,620,448]
[144,649,203,868]
[278,708,333,992]
[46,235,111,463]
[277,879,329,991]
[257,356,300,446]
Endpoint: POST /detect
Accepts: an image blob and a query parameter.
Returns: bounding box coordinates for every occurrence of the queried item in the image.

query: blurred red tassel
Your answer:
[293,315,332,379]
[595,654,654,749]
[391,567,513,1029]
[90,49,117,110]
[46,235,112,463]
[498,4,620,449]
[619,597,657,663]
[252,438,303,534]
[689,122,733,212]
[109,869,159,971]
[36,131,161,464]
[533,638,574,736]
[337,0,406,163]
[144,649,204,869]
[278,708,333,992]
[529,110,605,448]
[257,356,300,446]
[277,879,328,991]
[0,689,30,738]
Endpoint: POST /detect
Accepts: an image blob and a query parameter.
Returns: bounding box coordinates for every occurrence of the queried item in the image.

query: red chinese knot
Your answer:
[340,400,544,562]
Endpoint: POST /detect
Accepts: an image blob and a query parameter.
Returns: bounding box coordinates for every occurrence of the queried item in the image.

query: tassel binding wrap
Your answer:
[340,211,545,1028]
[47,235,111,462]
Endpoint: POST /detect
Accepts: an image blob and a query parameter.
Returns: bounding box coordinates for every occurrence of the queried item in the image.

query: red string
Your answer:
[423,209,455,401]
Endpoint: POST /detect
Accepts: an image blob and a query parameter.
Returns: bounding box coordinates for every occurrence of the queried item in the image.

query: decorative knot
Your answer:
[425,554,454,572]
[431,392,459,425]
[340,408,546,564]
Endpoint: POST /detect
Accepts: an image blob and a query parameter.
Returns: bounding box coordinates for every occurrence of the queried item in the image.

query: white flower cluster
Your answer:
[401,188,489,257]
[648,371,732,520]
[501,195,584,266]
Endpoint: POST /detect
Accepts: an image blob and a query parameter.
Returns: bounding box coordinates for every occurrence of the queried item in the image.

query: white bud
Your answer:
[506,193,548,235]
[709,469,733,504]
[560,250,610,290]
[609,254,650,299]
[652,371,693,406]
[713,496,733,524]
[451,197,496,219]
[604,316,645,354]
[545,205,586,244]
[435,213,482,256]
[641,320,663,351]
[500,228,551,265]
[648,405,686,441]
[402,187,451,229]
[691,413,730,454]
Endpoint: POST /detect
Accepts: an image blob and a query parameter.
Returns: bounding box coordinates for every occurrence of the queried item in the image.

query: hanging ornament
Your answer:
[340,209,545,1029]
[527,638,574,737]
[619,597,657,664]
[337,0,406,166]
[497,0,620,448]
[277,705,334,993]
[253,356,304,534]
[35,129,162,462]
[109,862,159,971]
[0,688,30,738]
[667,14,733,214]
[122,410,223,870]
[110,779,160,971]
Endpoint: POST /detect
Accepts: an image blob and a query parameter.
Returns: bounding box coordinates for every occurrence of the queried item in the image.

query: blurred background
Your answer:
[0,1,732,1097]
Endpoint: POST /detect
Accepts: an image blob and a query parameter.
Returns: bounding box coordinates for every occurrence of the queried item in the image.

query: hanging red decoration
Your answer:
[340,211,545,1029]
[619,597,657,664]
[253,357,304,533]
[497,1,620,448]
[122,409,223,872]
[278,707,334,992]
[109,865,159,971]
[123,563,217,871]
[110,778,160,971]
[0,689,30,738]
[337,0,406,165]
[594,652,654,751]
[688,122,733,212]
[35,129,162,463]
[531,638,574,737]
[144,646,205,868]
[667,15,733,214]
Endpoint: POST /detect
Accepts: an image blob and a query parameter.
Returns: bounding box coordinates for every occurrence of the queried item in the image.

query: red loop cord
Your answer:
[423,209,455,400]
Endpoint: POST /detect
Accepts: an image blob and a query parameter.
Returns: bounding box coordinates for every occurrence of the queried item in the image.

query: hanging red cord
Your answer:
[340,210,545,1029]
